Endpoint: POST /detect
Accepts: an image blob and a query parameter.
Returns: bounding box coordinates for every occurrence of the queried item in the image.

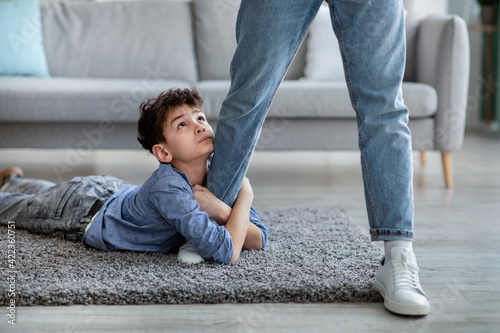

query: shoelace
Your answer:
[391,252,421,291]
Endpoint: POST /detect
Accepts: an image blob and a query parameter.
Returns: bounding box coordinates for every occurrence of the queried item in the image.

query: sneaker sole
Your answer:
[177,256,205,264]
[374,279,430,316]
[177,250,205,264]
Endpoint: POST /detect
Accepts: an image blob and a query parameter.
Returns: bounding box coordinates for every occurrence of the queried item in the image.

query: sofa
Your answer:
[0,0,470,188]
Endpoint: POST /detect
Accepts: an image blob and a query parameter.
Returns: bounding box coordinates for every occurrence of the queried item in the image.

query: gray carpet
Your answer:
[0,208,383,306]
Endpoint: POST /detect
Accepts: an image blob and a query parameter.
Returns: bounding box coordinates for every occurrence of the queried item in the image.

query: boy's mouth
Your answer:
[199,135,213,144]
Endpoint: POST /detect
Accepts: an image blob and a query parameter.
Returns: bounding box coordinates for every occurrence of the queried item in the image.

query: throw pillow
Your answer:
[192,0,240,81]
[192,0,306,81]
[303,3,344,81]
[303,4,408,81]
[0,0,50,77]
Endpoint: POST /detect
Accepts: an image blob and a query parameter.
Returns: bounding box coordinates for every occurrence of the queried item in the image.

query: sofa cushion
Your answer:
[192,0,238,81]
[197,80,437,119]
[402,0,448,82]
[303,3,344,81]
[41,0,197,83]
[0,0,50,77]
[192,0,305,81]
[304,3,411,82]
[253,117,435,151]
[0,76,191,122]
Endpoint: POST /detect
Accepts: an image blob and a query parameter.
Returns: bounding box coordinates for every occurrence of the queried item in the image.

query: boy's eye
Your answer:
[178,122,186,129]
[198,116,206,122]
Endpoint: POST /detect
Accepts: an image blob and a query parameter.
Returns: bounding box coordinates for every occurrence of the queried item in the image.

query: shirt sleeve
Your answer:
[249,207,269,249]
[151,183,234,264]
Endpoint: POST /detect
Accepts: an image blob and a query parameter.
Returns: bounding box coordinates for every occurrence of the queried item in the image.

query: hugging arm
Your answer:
[194,178,265,261]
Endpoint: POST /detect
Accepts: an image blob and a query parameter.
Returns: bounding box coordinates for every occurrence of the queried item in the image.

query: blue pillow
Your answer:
[0,0,50,76]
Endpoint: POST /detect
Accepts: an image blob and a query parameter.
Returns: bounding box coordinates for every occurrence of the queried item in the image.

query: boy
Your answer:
[0,88,268,264]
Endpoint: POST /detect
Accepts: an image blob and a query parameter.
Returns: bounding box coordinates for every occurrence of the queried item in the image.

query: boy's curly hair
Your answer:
[137,88,204,153]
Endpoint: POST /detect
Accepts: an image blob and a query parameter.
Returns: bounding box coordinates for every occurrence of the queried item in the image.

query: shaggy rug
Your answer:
[0,208,383,306]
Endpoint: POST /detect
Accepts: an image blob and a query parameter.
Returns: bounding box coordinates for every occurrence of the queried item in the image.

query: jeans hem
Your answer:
[370,229,414,242]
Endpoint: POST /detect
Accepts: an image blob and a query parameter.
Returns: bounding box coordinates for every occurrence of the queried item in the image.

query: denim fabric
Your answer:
[206,0,414,241]
[83,162,268,264]
[0,175,130,241]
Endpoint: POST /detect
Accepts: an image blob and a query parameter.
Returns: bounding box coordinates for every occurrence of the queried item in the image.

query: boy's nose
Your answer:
[196,126,206,134]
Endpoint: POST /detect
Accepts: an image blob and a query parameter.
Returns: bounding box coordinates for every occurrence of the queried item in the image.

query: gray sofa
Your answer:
[0,0,470,188]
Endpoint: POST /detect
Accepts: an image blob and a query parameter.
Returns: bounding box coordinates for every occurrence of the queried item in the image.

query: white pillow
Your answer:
[192,0,239,81]
[304,5,408,81]
[303,4,344,81]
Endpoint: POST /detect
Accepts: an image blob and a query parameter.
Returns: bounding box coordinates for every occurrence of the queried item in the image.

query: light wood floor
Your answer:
[1,131,499,333]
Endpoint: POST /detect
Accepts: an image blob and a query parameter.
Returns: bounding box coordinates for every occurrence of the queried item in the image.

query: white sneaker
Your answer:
[177,242,205,264]
[375,246,430,316]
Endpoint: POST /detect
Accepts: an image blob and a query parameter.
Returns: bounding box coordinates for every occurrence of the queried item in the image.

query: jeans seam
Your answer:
[54,182,78,219]
[328,0,378,228]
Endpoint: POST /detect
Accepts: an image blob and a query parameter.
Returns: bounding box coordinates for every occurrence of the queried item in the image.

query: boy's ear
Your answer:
[152,143,172,163]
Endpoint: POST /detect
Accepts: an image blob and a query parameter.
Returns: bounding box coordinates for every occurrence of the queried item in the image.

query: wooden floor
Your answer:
[1,131,499,332]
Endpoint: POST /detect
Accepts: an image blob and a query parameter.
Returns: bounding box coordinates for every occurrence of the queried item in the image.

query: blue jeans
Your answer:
[206,0,414,241]
[0,176,130,241]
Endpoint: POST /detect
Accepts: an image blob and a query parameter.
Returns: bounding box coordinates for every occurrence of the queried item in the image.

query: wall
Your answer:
[449,0,488,131]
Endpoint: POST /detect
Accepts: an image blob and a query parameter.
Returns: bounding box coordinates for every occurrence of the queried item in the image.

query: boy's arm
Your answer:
[194,182,264,251]
[224,178,253,262]
[243,222,264,250]
[193,185,231,224]
[194,178,259,262]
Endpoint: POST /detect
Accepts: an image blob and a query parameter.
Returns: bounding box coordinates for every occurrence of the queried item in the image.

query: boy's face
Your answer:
[153,104,214,167]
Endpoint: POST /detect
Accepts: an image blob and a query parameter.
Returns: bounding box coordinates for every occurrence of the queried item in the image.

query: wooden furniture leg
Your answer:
[441,152,453,189]
[420,151,427,166]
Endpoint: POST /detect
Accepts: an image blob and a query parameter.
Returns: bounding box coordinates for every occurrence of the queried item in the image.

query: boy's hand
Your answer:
[238,177,254,202]
[193,185,231,225]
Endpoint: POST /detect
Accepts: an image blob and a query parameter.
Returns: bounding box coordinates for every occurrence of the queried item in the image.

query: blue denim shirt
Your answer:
[82,162,268,264]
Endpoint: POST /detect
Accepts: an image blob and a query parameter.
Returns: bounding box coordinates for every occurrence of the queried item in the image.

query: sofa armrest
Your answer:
[415,15,470,151]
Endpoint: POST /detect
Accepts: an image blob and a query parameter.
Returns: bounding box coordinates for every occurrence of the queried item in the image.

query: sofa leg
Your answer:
[441,152,453,189]
[420,151,427,166]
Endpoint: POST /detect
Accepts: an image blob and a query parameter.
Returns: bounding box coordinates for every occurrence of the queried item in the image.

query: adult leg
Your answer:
[326,0,429,315]
[326,0,413,240]
[206,0,324,206]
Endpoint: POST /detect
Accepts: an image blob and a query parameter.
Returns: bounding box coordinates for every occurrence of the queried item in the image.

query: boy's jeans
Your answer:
[206,0,414,241]
[0,176,130,241]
